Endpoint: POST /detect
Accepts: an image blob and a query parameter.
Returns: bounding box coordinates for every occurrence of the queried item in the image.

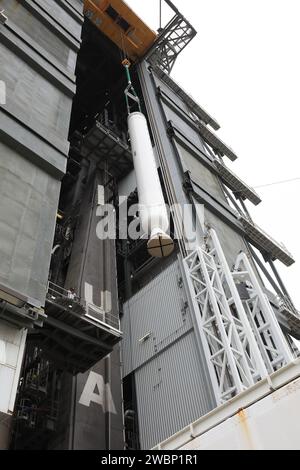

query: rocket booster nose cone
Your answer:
[128,111,174,258]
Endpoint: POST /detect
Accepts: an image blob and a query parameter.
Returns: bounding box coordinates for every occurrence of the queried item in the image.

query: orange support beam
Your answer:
[84,0,157,61]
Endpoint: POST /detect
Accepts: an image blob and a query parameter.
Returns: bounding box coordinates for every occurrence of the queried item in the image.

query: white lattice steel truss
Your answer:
[183,228,293,405]
[234,252,293,372]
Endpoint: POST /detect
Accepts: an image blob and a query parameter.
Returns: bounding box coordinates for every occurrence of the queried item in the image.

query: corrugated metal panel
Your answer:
[135,331,214,449]
[121,260,193,377]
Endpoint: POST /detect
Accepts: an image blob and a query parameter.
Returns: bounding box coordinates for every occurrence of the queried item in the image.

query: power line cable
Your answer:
[254,177,300,189]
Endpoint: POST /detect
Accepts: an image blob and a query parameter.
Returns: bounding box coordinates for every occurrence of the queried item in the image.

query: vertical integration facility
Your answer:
[0,0,299,450]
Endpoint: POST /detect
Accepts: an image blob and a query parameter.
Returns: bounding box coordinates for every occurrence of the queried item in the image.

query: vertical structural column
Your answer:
[209,228,268,380]
[182,250,221,403]
[234,253,294,366]
[184,227,294,405]
[184,245,255,404]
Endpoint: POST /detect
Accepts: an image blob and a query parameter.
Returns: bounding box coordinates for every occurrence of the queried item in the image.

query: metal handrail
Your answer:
[46,281,120,331]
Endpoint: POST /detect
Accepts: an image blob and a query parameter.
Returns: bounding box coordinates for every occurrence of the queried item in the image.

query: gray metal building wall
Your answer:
[122,259,215,449]
[62,165,124,450]
[122,260,192,377]
[135,332,213,450]
[176,142,227,203]
[0,0,83,307]
[72,347,124,450]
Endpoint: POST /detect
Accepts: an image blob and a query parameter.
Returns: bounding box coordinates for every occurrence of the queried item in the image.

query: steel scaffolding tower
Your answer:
[184,228,293,405]
[233,252,294,371]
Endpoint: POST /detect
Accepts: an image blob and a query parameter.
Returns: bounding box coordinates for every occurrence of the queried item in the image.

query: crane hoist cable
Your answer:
[122,0,163,113]
[118,24,141,115]
[159,0,162,30]
[119,30,127,62]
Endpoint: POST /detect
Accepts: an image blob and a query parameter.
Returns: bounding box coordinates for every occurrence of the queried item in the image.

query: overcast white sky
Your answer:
[127,0,300,308]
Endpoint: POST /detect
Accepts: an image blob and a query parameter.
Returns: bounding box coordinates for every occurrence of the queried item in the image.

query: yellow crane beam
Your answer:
[84,0,157,61]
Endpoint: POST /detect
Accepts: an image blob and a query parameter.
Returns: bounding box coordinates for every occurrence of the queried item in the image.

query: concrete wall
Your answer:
[0,0,83,307]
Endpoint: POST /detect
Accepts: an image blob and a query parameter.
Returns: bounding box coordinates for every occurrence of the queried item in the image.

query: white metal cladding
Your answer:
[154,358,300,450]
[121,260,193,377]
[135,331,215,450]
[0,322,27,414]
[181,375,300,449]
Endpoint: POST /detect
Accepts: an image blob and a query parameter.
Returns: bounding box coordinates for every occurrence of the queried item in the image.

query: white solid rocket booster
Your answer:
[128,112,174,258]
